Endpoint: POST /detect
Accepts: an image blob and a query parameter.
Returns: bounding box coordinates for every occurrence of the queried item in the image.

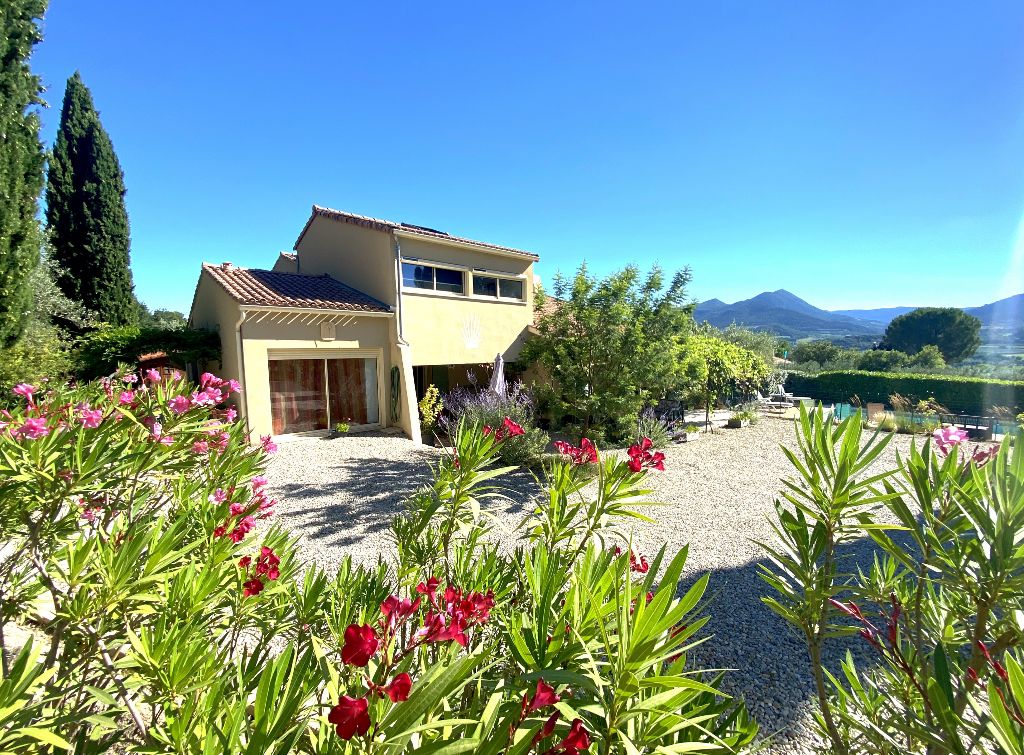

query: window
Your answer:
[435,267,464,294]
[473,273,525,301]
[269,356,379,435]
[401,262,464,294]
[499,278,524,300]
[472,274,497,297]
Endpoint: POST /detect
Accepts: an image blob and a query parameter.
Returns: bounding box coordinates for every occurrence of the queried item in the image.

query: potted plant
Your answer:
[328,420,350,439]
[679,424,702,442]
[418,384,445,445]
[727,407,757,429]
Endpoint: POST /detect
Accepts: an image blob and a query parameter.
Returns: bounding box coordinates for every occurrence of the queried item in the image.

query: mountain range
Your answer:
[694,290,1024,342]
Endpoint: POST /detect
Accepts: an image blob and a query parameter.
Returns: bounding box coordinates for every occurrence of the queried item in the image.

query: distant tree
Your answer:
[857,349,910,372]
[0,1,47,347]
[523,263,694,441]
[880,307,981,363]
[719,323,778,366]
[679,335,770,428]
[46,72,137,326]
[791,339,841,366]
[908,344,946,369]
[137,302,186,330]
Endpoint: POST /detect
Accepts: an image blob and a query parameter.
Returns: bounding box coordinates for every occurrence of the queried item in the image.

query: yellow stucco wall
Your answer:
[395,235,535,366]
[188,274,241,393]
[293,217,398,307]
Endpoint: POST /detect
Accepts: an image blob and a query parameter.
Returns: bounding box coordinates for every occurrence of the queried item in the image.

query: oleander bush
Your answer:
[761,406,1024,754]
[0,371,755,753]
[786,370,1024,416]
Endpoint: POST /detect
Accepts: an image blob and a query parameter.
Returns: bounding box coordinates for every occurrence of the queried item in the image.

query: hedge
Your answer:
[784,370,1024,416]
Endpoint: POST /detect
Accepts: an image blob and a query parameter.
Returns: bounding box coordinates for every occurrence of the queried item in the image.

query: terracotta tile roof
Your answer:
[295,205,540,261]
[533,294,562,326]
[202,263,391,313]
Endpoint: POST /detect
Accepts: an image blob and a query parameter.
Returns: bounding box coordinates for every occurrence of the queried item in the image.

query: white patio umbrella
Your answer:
[488,353,506,397]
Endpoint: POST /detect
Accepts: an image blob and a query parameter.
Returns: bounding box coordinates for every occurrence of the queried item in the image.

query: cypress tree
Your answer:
[46,72,137,326]
[0,1,47,348]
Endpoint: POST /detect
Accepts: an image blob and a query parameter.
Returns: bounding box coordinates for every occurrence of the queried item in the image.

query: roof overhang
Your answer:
[393,228,539,262]
[240,305,394,327]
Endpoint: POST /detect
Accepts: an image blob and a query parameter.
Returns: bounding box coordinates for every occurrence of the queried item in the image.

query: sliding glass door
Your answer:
[269,354,379,435]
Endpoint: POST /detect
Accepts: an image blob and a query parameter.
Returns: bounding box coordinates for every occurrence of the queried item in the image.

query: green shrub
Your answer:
[760,405,1024,753]
[786,370,1024,416]
[418,384,444,433]
[76,324,220,379]
[442,383,551,466]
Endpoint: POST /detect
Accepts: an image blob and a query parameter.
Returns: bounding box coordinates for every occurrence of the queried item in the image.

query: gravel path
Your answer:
[265,419,976,754]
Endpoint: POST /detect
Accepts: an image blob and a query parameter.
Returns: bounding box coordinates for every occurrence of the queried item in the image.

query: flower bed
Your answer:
[0,371,756,753]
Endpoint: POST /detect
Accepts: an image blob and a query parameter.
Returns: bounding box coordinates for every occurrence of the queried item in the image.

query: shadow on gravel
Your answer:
[274,454,543,550]
[680,527,915,748]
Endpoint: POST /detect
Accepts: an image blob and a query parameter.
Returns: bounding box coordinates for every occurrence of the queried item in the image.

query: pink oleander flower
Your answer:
[933,426,969,456]
[192,440,210,454]
[260,435,278,454]
[17,417,49,440]
[209,488,228,504]
[228,516,255,542]
[190,388,222,407]
[226,379,242,394]
[171,370,182,380]
[145,368,162,382]
[122,373,138,385]
[12,383,35,402]
[223,407,238,423]
[168,395,191,415]
[228,502,245,516]
[77,406,103,429]
[118,390,135,406]
[251,475,268,490]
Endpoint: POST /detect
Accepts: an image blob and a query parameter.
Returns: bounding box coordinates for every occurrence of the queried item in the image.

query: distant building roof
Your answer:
[295,205,539,261]
[201,262,391,313]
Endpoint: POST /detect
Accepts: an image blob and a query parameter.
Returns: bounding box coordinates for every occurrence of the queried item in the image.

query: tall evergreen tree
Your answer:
[46,72,137,325]
[0,1,47,347]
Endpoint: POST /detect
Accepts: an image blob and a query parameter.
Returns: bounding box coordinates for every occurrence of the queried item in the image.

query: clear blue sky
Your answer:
[31,1,1024,314]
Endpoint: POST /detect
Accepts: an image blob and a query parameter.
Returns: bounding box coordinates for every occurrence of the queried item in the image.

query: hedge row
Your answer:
[784,370,1024,416]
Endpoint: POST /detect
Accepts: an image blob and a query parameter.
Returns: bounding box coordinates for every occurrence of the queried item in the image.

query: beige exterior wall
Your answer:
[294,217,398,307]
[395,234,535,366]
[188,274,241,392]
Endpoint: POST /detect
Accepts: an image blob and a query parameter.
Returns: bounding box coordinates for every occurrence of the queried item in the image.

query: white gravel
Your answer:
[265,418,988,754]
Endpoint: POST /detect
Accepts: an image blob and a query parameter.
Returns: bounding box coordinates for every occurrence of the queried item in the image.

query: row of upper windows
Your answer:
[400,262,526,301]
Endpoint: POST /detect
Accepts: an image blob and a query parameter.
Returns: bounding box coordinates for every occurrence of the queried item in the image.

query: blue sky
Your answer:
[31,1,1024,313]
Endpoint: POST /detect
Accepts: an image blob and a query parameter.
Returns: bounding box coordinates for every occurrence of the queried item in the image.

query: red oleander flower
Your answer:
[342,624,380,666]
[553,438,598,465]
[328,695,371,740]
[626,438,665,472]
[503,416,525,437]
[525,678,560,712]
[555,719,592,753]
[383,672,412,702]
[416,577,440,607]
[255,546,281,580]
[629,552,649,573]
[242,577,264,597]
[238,556,251,568]
[532,710,561,745]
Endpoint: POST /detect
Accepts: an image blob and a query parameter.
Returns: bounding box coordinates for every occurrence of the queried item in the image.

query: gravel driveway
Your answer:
[265,418,952,754]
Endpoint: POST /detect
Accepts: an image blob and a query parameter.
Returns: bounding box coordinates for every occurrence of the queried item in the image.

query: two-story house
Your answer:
[188,206,538,444]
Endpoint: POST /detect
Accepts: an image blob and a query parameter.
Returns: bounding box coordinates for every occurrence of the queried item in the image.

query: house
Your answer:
[188,206,539,444]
